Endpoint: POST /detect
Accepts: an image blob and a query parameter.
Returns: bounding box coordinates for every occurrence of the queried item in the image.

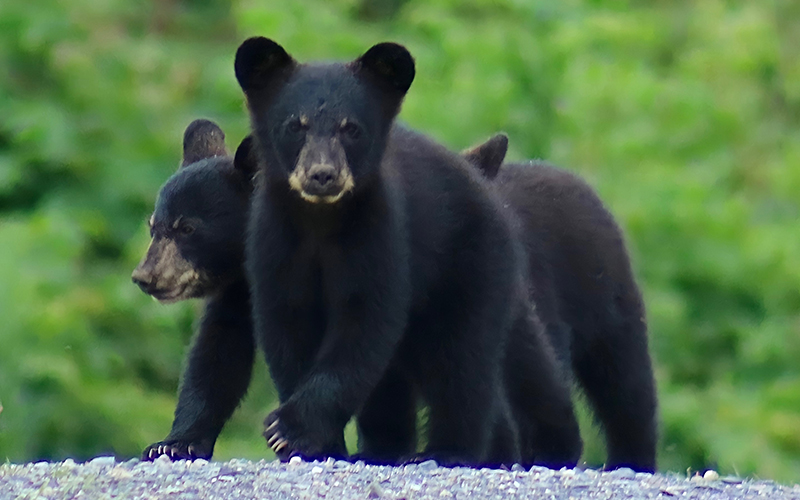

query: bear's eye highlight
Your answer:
[340,121,361,141]
[180,224,195,235]
[286,117,309,136]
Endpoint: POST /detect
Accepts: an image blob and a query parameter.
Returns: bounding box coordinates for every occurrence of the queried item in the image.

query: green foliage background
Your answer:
[1,0,799,483]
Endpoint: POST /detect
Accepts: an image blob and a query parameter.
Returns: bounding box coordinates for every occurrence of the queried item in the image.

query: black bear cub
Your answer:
[234,38,580,467]
[132,119,258,460]
[134,118,655,472]
[475,156,658,472]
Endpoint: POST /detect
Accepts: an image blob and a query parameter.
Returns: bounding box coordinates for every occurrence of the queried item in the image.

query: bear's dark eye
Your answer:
[286,117,309,136]
[181,224,195,235]
[340,121,361,141]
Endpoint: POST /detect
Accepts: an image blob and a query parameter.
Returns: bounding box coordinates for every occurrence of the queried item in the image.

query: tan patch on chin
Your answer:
[288,166,355,204]
[288,168,308,196]
[325,167,354,203]
[155,268,205,304]
[150,239,204,300]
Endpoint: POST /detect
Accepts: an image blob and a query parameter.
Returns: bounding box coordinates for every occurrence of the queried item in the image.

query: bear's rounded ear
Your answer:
[353,42,415,95]
[182,119,228,168]
[233,134,259,179]
[462,133,509,180]
[235,37,296,93]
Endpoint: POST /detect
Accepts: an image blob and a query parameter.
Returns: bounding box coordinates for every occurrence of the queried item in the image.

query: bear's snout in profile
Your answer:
[130,265,156,294]
[131,235,202,303]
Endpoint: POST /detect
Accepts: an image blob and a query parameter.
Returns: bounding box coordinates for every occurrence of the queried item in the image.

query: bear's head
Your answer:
[234,37,415,204]
[131,119,257,303]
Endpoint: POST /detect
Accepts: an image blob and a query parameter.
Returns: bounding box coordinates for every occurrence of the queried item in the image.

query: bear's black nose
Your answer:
[309,166,335,190]
[131,268,156,294]
[304,161,340,197]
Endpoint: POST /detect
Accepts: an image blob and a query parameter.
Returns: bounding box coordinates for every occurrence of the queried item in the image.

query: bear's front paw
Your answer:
[263,407,347,461]
[263,411,296,461]
[142,438,213,462]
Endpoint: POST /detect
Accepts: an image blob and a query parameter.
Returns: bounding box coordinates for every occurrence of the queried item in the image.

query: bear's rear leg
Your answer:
[506,311,583,469]
[416,339,507,467]
[573,321,657,472]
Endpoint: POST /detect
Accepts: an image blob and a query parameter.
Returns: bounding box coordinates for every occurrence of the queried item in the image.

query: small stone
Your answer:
[61,459,76,468]
[703,469,720,481]
[90,455,116,467]
[511,463,525,472]
[418,459,438,471]
[190,459,209,469]
[311,466,324,474]
[289,456,303,465]
[609,467,635,479]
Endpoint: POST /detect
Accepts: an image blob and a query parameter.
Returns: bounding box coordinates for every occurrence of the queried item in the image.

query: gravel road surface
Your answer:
[2,455,798,499]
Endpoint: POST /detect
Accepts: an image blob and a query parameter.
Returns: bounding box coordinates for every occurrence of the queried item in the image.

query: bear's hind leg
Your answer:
[506,310,582,469]
[572,319,657,472]
[355,366,418,464]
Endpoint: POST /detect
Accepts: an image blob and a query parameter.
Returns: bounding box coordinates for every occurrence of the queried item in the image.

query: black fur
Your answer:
[491,161,658,472]
[137,120,257,461]
[136,118,651,471]
[235,38,579,467]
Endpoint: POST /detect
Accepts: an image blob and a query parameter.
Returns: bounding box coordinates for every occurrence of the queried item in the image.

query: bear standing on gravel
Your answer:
[234,38,580,466]
[481,158,658,472]
[132,120,258,461]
